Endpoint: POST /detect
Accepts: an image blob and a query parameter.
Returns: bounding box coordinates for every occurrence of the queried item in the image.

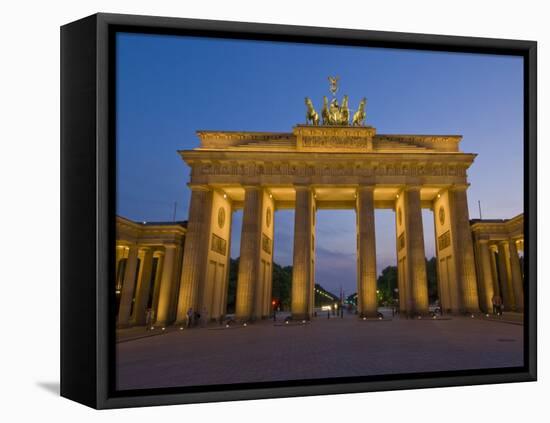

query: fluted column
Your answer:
[489,246,500,297]
[357,186,377,317]
[449,185,479,312]
[235,186,263,321]
[291,185,314,320]
[477,240,495,313]
[115,245,125,277]
[176,185,212,322]
[151,252,164,323]
[497,241,514,311]
[117,245,139,327]
[155,244,177,326]
[131,248,154,325]
[404,186,429,315]
[508,239,524,312]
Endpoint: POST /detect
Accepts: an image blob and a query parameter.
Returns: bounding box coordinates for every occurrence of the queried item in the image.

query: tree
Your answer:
[227,258,293,313]
[377,265,397,305]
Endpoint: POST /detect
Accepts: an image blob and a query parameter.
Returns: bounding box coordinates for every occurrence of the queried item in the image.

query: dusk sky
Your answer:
[116,32,523,296]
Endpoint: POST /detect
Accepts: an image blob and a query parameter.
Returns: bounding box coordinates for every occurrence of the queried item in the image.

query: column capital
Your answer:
[187,183,211,192]
[357,185,375,192]
[293,184,312,192]
[163,243,178,250]
[449,183,470,192]
[404,185,422,192]
[242,184,261,191]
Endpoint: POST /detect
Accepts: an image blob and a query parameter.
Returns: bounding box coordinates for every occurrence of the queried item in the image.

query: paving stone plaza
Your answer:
[116,313,523,390]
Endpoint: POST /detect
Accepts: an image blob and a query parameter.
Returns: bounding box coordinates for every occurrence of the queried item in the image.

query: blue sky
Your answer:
[116,32,523,296]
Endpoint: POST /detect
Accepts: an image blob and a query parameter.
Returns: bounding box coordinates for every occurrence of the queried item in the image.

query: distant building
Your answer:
[471,213,524,312]
[115,216,187,328]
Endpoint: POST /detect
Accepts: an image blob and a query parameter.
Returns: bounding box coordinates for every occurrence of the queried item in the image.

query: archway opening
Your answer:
[226,209,243,314]
[271,209,294,312]
[374,209,398,310]
[314,209,356,314]
[422,209,438,309]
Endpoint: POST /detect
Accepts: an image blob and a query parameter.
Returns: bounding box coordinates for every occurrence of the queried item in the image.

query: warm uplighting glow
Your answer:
[223,193,227,199]
[161,327,166,330]
[321,305,331,311]
[179,327,184,330]
[225,324,229,328]
[437,193,441,199]
[396,194,399,199]
[362,317,366,321]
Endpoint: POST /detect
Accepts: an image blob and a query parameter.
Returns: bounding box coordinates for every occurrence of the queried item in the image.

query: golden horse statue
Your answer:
[305,97,319,126]
[340,95,350,125]
[352,97,367,126]
[322,96,330,125]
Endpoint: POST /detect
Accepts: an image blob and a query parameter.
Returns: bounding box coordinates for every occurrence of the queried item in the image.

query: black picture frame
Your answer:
[60,12,537,409]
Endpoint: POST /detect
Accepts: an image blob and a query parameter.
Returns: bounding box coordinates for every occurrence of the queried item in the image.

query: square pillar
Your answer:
[201,190,233,321]
[356,186,377,317]
[291,185,315,320]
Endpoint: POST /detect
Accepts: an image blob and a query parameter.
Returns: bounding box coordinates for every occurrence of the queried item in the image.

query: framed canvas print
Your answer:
[60,13,537,409]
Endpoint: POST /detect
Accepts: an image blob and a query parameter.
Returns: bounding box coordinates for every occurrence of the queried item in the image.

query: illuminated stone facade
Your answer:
[115,125,524,326]
[115,216,187,328]
[471,214,524,312]
[176,124,485,321]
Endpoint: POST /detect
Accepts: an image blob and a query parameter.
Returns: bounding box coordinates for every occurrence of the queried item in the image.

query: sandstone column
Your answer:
[151,252,164,323]
[489,246,500,296]
[115,245,125,277]
[291,185,314,320]
[117,245,139,327]
[497,241,514,311]
[155,244,177,326]
[176,185,212,322]
[356,186,378,317]
[404,186,429,315]
[235,186,263,321]
[449,185,479,313]
[477,240,495,313]
[131,248,154,325]
[508,239,524,312]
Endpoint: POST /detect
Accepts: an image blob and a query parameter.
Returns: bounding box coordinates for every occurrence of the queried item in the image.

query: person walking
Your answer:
[491,295,502,315]
[186,307,193,328]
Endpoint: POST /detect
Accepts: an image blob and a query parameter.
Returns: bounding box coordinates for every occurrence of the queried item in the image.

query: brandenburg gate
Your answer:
[175,81,481,323]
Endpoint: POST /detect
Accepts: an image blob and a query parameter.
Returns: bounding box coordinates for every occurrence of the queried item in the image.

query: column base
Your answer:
[359,311,379,319]
[291,313,311,321]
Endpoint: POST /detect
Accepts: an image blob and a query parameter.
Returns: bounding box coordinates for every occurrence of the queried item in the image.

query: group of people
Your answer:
[185,307,210,328]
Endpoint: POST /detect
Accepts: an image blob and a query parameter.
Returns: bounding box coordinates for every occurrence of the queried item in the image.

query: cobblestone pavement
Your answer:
[116,313,523,390]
